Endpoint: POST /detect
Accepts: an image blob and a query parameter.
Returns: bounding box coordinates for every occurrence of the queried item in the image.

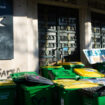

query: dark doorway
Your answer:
[38,4,80,66]
[91,12,105,49]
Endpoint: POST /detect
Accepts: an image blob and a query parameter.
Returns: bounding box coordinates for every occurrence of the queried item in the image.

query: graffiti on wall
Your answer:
[0,68,20,79]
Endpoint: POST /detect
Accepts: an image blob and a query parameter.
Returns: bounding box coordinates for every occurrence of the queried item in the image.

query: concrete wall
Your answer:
[79,0,92,66]
[0,0,39,79]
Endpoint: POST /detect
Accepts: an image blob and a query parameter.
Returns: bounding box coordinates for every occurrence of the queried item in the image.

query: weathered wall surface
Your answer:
[0,0,105,79]
[0,0,39,79]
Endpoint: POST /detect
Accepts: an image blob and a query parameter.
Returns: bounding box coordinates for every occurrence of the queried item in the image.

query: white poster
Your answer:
[83,48,105,64]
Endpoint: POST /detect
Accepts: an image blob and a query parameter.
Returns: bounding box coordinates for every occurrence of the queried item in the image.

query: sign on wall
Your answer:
[0,0,13,59]
[83,49,105,64]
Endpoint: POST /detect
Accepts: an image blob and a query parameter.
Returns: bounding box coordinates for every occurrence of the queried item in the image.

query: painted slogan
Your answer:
[0,68,20,79]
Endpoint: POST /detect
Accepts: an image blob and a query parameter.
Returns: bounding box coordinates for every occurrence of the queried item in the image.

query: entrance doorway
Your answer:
[38,4,80,66]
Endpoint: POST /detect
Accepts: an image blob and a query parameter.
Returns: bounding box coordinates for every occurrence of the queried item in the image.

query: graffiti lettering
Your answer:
[0,68,20,79]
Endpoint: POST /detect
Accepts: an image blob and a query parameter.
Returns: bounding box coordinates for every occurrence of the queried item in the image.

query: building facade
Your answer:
[0,0,105,79]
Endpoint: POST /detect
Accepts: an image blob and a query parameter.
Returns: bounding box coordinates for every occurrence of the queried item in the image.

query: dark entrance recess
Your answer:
[38,4,80,66]
[92,12,105,49]
[0,0,13,59]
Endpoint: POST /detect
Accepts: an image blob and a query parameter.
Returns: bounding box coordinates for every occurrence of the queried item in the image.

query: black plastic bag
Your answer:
[25,74,54,85]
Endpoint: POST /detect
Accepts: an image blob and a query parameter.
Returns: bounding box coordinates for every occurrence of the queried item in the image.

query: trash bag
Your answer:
[10,72,38,82]
[79,86,105,97]
[82,78,105,86]
[10,72,54,85]
[25,74,54,85]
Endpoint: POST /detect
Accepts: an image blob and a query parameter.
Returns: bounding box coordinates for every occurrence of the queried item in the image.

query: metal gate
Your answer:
[38,5,80,66]
[92,12,105,48]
